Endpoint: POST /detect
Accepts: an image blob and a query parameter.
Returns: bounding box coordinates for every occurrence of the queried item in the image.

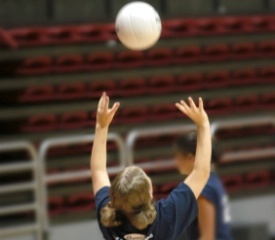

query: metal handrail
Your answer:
[0,141,42,240]
[126,124,196,168]
[126,115,275,169]
[211,115,275,136]
[222,147,275,163]
[38,133,127,234]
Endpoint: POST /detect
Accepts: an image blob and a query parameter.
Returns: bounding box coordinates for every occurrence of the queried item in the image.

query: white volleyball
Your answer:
[115,2,162,50]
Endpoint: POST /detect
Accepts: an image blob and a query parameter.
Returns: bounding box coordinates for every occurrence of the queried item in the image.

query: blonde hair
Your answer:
[101,166,156,230]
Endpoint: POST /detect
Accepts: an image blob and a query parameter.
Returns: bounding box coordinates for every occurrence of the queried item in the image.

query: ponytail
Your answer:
[101,202,122,228]
[101,202,156,230]
[129,203,156,230]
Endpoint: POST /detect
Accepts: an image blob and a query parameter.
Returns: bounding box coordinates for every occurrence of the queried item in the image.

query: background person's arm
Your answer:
[198,196,216,240]
[90,92,120,195]
[175,97,211,199]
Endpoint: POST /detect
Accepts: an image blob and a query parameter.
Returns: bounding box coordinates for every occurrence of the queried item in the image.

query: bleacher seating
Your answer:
[1,15,275,49]
[1,5,275,231]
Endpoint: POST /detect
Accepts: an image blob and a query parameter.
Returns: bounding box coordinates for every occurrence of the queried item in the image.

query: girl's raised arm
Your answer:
[175,97,212,199]
[90,92,120,195]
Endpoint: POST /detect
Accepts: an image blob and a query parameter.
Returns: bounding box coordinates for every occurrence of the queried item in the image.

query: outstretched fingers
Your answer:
[105,95,110,111]
[175,103,186,114]
[188,97,197,110]
[198,97,204,112]
[176,98,190,114]
[98,92,106,112]
[110,102,120,115]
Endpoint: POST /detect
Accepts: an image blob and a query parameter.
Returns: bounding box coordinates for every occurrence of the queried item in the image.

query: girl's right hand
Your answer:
[175,97,209,127]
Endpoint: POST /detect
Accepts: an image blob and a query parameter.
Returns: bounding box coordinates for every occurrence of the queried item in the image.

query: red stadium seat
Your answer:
[257,67,275,83]
[59,111,90,129]
[16,57,53,75]
[234,95,259,112]
[117,77,146,96]
[216,124,275,140]
[22,114,57,132]
[256,41,275,58]
[204,70,230,89]
[176,73,203,91]
[195,18,221,35]
[150,104,178,121]
[88,80,116,98]
[147,75,175,94]
[48,141,117,159]
[102,23,117,40]
[203,44,229,61]
[118,107,148,124]
[140,135,177,149]
[0,28,18,48]
[57,82,86,100]
[146,48,174,66]
[66,193,95,213]
[248,16,275,32]
[9,28,47,47]
[19,85,54,102]
[161,19,196,38]
[48,196,64,216]
[261,92,275,109]
[45,27,77,45]
[220,16,249,34]
[75,24,108,42]
[231,68,257,86]
[86,52,114,70]
[245,171,270,188]
[55,55,84,73]
[159,181,179,193]
[205,98,232,115]
[48,143,91,158]
[231,42,255,59]
[176,46,201,63]
[222,175,243,192]
[116,51,144,68]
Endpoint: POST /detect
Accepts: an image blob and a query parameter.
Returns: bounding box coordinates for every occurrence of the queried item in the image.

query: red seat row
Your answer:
[49,193,95,216]
[47,141,118,158]
[222,170,271,192]
[4,66,271,105]
[48,169,273,215]
[1,15,275,49]
[5,91,271,133]
[216,124,275,140]
[11,41,275,76]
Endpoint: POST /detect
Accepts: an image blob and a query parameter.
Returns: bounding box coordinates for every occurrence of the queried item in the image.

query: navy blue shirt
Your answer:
[185,172,233,240]
[95,182,198,240]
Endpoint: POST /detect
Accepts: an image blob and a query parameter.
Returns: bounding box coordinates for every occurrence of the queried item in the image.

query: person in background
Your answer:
[175,133,233,240]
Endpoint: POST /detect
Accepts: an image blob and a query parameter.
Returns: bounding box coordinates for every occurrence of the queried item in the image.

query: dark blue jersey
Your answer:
[185,172,233,240]
[95,182,198,240]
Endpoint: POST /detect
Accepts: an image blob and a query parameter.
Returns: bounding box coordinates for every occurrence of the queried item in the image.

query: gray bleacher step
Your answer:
[0,33,274,60]
[0,223,39,238]
[0,203,37,216]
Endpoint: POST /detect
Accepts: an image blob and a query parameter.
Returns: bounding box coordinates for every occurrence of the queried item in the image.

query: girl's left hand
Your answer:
[96,92,120,129]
